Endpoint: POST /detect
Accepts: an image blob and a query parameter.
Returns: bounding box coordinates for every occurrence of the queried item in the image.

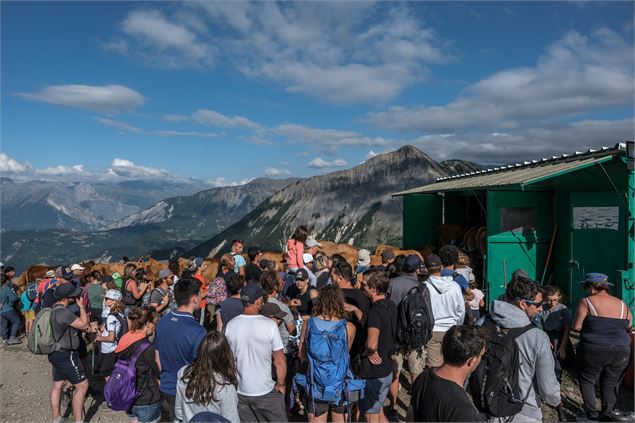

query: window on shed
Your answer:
[499,207,537,233]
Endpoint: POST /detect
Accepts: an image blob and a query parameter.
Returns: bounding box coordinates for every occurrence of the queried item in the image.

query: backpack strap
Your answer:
[427,280,443,295]
[129,341,152,364]
[109,312,127,342]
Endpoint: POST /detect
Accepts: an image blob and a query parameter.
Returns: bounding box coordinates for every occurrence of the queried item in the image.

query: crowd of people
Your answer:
[0,228,633,423]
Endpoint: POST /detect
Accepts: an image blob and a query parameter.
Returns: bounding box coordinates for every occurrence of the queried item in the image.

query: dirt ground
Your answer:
[1,337,633,422]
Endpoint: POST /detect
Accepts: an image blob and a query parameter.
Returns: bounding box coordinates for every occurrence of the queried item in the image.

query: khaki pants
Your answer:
[425,331,446,368]
[392,347,425,376]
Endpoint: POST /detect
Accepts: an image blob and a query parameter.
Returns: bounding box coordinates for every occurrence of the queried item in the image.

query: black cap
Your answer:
[55,283,83,299]
[381,250,395,261]
[100,275,114,284]
[424,254,443,270]
[241,283,265,304]
[295,268,309,281]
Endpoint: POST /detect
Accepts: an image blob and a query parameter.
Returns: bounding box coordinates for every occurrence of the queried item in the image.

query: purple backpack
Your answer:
[104,341,151,411]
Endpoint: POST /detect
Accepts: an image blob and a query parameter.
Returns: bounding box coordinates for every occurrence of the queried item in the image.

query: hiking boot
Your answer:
[599,410,634,422]
[6,337,21,345]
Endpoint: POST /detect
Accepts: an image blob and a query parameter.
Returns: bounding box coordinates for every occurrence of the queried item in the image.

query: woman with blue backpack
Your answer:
[297,284,363,422]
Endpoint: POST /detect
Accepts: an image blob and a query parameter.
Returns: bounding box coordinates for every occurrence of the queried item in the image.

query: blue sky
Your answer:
[1,1,633,186]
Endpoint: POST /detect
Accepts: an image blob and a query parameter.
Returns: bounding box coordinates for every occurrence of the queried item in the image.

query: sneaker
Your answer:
[6,337,21,345]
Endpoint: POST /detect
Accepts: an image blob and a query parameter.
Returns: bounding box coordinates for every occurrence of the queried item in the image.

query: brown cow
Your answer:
[17,265,57,292]
[374,244,425,260]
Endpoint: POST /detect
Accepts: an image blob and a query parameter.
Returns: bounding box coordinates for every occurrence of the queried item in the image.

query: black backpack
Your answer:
[468,316,533,417]
[395,283,434,350]
[109,312,128,342]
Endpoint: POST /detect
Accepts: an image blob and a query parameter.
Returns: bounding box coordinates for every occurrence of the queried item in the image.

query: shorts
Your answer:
[304,396,347,417]
[425,331,446,368]
[23,310,35,320]
[392,347,425,375]
[127,402,161,423]
[48,350,87,385]
[99,352,117,378]
[358,373,392,415]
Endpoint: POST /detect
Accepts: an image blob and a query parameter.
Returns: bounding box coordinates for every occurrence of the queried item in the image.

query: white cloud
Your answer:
[95,117,142,133]
[99,38,129,56]
[0,153,28,173]
[408,118,633,163]
[308,157,349,169]
[164,109,261,130]
[116,3,450,103]
[208,177,254,187]
[264,166,291,176]
[37,164,86,176]
[276,124,390,151]
[367,28,634,132]
[95,117,217,138]
[121,9,214,68]
[16,84,145,114]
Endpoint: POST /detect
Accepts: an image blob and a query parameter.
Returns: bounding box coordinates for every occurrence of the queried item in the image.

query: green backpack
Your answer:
[27,307,65,355]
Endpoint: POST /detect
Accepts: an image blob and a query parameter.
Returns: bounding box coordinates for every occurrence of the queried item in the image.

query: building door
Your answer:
[569,192,627,309]
[486,190,552,303]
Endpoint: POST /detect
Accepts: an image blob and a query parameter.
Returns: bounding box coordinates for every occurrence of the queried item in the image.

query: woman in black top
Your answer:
[289,269,318,316]
[116,306,161,423]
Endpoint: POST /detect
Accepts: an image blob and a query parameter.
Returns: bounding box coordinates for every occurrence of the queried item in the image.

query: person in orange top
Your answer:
[192,258,209,326]
[287,225,309,272]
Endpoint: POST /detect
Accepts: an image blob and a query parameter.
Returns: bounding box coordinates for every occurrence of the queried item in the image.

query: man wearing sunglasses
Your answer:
[477,275,561,422]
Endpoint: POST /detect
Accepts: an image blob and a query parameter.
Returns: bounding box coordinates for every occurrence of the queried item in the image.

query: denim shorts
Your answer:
[127,402,161,423]
[358,373,392,415]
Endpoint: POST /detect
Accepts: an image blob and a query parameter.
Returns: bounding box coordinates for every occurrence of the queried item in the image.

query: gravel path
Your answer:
[2,337,633,422]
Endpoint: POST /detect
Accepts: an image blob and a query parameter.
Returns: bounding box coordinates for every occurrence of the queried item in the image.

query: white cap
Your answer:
[303,253,314,264]
[357,249,371,266]
[305,237,321,248]
[71,264,84,271]
[104,289,122,301]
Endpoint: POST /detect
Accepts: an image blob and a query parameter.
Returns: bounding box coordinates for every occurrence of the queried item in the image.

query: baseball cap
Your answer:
[60,265,74,280]
[260,302,287,319]
[100,275,114,284]
[512,269,530,280]
[55,283,83,299]
[193,257,204,268]
[357,249,371,267]
[305,237,322,248]
[159,269,172,279]
[303,253,314,264]
[381,249,395,261]
[104,289,123,301]
[241,283,265,303]
[70,264,84,271]
[45,270,56,278]
[423,254,442,270]
[580,272,613,286]
[295,268,309,281]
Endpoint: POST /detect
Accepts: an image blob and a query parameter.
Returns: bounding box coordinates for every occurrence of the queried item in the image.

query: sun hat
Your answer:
[104,289,123,301]
[357,249,371,267]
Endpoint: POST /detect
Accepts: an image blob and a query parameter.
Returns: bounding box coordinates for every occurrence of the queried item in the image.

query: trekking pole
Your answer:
[556,403,566,422]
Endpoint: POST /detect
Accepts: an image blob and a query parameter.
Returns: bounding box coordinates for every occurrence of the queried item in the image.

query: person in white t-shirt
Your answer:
[225,283,287,422]
[95,289,127,381]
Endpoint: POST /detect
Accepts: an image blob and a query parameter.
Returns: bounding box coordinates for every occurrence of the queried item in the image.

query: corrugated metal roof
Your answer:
[393,143,626,196]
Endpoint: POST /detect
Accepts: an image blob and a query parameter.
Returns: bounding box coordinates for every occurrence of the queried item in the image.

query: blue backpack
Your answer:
[295,318,365,410]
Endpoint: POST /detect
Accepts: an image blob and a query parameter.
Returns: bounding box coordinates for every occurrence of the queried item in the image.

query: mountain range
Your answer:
[187,145,449,257]
[1,146,482,270]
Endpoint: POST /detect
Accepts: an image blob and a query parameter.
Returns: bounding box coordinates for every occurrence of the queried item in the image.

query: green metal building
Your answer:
[393,142,634,313]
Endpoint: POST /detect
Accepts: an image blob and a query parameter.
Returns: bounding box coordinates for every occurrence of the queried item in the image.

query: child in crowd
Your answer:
[539,285,575,381]
[95,289,127,382]
[20,282,36,335]
[466,281,485,321]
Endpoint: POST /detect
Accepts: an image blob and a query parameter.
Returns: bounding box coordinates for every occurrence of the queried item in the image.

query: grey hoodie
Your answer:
[486,301,561,422]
